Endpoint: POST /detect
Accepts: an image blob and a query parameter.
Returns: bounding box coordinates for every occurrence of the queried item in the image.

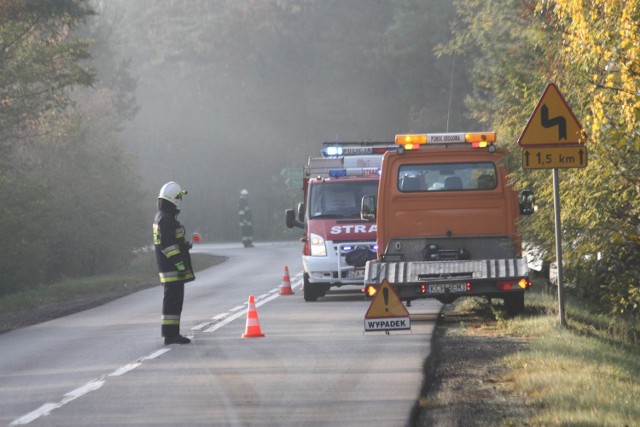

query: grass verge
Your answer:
[0,252,224,333]
[442,283,640,426]
[502,285,639,426]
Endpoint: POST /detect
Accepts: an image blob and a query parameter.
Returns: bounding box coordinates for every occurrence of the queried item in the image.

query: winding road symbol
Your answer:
[518,83,586,147]
[540,104,566,140]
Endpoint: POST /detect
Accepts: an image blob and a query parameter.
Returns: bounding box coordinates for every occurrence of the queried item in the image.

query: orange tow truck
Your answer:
[361,132,535,315]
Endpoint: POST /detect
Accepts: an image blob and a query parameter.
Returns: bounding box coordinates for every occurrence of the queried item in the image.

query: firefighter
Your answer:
[153,181,195,345]
[238,189,254,248]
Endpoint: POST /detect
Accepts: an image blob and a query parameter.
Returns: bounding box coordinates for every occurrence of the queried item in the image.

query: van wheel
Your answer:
[504,292,525,316]
[303,273,319,302]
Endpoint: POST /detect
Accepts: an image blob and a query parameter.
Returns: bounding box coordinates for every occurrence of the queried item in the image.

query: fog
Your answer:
[102,0,469,242]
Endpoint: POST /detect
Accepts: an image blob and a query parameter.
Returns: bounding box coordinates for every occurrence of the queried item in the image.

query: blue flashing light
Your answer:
[329,169,347,178]
[323,146,343,157]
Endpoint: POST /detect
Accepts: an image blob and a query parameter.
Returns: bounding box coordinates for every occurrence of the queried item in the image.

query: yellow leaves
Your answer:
[548,0,640,147]
[619,40,633,51]
[604,69,617,86]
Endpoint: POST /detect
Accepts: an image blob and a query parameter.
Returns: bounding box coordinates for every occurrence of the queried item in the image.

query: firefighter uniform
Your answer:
[153,181,195,345]
[238,189,254,248]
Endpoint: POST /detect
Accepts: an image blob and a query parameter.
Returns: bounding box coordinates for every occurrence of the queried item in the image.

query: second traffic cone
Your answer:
[241,295,265,338]
[279,266,294,295]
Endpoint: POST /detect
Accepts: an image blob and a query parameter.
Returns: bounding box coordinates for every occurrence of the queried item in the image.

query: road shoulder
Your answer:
[414,302,534,426]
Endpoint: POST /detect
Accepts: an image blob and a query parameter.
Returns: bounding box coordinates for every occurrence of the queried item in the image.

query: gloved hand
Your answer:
[185,241,193,250]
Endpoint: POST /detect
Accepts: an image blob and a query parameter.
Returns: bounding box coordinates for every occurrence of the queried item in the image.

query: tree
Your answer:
[539,0,640,315]
[443,0,640,317]
[107,0,410,241]
[376,0,471,132]
[0,0,95,171]
[0,0,146,295]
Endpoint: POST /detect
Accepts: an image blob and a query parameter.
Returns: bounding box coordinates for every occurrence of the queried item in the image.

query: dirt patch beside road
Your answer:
[413,302,534,426]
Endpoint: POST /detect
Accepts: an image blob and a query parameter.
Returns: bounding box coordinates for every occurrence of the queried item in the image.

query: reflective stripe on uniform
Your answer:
[159,271,194,283]
[161,315,180,325]
[162,244,181,258]
[153,224,161,245]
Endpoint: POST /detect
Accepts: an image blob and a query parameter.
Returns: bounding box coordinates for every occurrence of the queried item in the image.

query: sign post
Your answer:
[552,169,566,324]
[518,83,587,327]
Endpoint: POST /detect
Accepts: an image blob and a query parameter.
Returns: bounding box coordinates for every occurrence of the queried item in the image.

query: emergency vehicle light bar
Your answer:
[394,132,496,150]
[322,141,394,157]
[329,167,381,178]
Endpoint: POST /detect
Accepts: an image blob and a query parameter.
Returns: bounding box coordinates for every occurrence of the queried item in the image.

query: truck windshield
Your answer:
[309,180,378,219]
[398,162,497,192]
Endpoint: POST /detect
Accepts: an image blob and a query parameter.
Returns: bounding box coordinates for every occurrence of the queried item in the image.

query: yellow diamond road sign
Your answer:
[518,83,586,147]
[364,279,410,331]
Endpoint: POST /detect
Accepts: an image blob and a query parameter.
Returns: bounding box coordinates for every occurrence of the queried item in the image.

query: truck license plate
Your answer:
[427,282,467,293]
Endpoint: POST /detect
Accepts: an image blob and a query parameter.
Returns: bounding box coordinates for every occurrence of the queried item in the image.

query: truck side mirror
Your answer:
[519,190,535,215]
[297,202,305,222]
[285,208,304,229]
[361,195,377,221]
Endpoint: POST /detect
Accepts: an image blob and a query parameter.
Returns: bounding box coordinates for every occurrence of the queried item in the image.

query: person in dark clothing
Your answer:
[153,181,195,345]
[238,189,254,248]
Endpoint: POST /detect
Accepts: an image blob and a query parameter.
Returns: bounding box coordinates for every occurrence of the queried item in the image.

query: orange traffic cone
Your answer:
[279,266,294,295]
[241,295,265,338]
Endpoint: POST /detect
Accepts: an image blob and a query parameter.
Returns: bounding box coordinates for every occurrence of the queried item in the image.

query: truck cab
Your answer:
[286,143,389,301]
[362,132,534,315]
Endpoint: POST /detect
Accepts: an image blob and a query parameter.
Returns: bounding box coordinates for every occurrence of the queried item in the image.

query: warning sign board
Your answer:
[522,145,587,169]
[518,83,586,147]
[364,280,410,331]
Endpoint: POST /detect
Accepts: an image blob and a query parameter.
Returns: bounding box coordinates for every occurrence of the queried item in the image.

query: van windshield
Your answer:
[398,162,497,192]
[309,180,378,219]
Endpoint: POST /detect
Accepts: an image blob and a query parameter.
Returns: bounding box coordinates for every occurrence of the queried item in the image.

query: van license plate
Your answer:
[427,282,467,293]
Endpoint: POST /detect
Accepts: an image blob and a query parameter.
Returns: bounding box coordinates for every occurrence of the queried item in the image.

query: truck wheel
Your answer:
[504,292,525,316]
[303,273,319,302]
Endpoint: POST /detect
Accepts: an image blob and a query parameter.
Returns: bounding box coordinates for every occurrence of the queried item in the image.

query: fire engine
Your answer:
[361,132,535,315]
[285,142,390,302]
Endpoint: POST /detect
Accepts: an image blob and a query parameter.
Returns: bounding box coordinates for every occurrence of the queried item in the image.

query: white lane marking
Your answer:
[191,322,211,331]
[203,308,247,333]
[11,403,61,425]
[11,380,106,426]
[109,363,142,377]
[228,304,246,312]
[202,277,301,332]
[144,348,170,360]
[255,292,281,308]
[10,275,302,426]
[65,380,106,400]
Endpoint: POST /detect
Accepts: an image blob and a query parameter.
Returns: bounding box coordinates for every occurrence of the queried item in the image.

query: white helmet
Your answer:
[240,189,249,197]
[158,181,187,206]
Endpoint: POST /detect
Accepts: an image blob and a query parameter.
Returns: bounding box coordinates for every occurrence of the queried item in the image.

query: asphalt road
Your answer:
[1,241,441,426]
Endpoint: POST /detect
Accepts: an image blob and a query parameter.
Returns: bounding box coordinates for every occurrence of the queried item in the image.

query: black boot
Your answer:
[164,334,191,345]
